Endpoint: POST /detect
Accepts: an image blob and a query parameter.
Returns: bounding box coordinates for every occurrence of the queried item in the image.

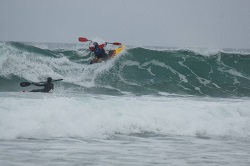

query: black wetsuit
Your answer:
[30,82,54,92]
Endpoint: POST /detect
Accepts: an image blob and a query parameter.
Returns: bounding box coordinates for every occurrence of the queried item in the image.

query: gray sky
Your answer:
[0,0,250,49]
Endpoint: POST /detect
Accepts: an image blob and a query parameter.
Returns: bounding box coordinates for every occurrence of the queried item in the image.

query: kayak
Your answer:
[90,45,125,64]
[109,45,125,58]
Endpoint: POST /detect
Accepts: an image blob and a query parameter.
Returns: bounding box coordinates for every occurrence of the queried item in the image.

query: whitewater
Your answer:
[0,41,250,165]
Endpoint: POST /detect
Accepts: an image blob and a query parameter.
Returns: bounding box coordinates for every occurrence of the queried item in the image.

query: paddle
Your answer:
[78,37,91,42]
[78,37,122,46]
[106,42,122,46]
[20,82,32,87]
[20,79,63,87]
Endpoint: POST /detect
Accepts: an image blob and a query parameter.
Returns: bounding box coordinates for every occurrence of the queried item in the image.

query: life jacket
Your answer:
[94,46,106,58]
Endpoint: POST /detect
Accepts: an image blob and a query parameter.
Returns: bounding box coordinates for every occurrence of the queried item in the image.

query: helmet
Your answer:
[47,77,52,82]
[93,42,98,46]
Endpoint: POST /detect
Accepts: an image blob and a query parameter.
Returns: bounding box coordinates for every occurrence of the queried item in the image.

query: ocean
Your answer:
[0,41,250,165]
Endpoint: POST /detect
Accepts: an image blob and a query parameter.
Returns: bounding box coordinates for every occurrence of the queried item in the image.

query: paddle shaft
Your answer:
[20,79,63,87]
[39,79,63,83]
[78,37,121,46]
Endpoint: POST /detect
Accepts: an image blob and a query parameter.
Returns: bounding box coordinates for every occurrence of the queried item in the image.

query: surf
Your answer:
[0,93,249,139]
[1,41,250,97]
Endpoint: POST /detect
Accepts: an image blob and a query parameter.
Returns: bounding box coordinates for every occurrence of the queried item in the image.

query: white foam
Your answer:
[0,93,249,139]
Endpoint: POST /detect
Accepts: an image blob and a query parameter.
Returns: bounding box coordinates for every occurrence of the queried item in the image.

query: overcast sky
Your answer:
[0,0,250,49]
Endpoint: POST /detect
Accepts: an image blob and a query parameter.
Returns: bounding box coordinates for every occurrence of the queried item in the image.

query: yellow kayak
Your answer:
[110,45,125,58]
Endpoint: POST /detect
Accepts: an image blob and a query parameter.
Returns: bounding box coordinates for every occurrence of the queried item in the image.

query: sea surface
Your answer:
[0,41,250,165]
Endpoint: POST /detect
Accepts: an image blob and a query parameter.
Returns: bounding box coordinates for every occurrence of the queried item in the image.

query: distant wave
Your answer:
[1,41,250,97]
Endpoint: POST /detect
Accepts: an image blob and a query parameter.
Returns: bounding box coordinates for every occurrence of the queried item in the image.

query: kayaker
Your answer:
[30,77,54,92]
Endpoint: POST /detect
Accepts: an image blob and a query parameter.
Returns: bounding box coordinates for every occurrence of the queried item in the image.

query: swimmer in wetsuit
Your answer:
[30,77,54,92]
